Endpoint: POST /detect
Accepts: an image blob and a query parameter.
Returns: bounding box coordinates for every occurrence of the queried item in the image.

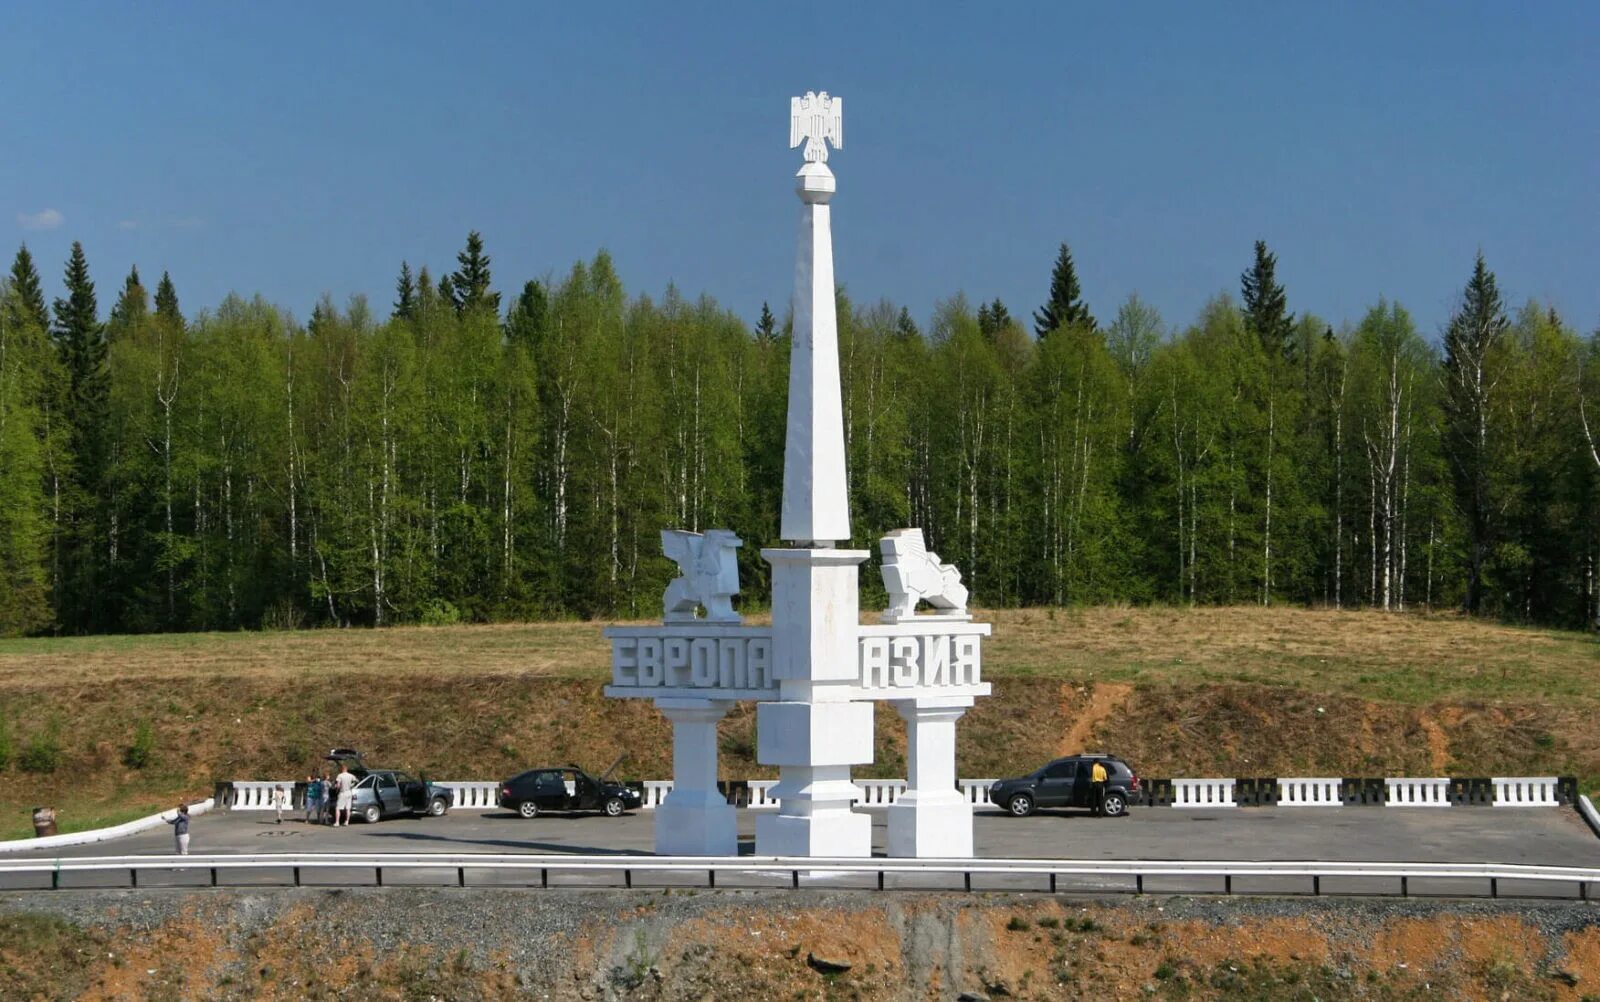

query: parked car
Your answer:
[322,749,453,823]
[988,754,1140,818]
[349,770,453,823]
[498,764,641,819]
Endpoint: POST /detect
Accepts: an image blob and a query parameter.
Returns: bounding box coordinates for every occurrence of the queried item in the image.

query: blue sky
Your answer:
[2,4,1595,337]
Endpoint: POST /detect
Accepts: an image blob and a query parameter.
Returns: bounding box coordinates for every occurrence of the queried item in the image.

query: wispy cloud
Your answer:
[18,208,64,231]
[118,219,139,231]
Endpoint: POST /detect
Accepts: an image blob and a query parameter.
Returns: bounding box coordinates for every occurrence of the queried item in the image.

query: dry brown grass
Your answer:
[985,606,1600,704]
[3,605,1592,704]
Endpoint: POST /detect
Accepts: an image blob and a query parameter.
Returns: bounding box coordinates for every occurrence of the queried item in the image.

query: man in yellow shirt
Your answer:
[1089,760,1108,816]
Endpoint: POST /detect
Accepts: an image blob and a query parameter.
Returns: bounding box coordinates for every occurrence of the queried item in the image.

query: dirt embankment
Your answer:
[4,674,1597,839]
[2,890,1598,1001]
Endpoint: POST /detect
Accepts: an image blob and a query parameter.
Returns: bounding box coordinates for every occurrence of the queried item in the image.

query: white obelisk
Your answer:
[757,91,875,858]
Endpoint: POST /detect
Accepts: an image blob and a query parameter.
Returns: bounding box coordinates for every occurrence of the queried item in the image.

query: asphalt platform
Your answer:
[9,802,1596,865]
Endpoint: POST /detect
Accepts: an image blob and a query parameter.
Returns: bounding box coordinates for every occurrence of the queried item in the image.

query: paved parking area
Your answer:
[10,803,1598,866]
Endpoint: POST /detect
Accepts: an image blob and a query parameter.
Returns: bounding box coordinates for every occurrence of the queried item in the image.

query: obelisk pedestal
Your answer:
[756,547,873,857]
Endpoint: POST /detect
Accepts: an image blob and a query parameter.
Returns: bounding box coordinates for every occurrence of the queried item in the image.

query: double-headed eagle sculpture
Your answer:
[790,91,843,164]
[662,529,743,623]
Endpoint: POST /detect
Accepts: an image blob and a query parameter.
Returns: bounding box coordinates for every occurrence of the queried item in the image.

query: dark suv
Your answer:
[989,754,1140,818]
[498,766,641,818]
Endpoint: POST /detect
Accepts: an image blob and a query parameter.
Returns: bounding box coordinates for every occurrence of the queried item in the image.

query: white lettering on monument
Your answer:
[611,634,773,690]
[612,628,981,693]
[858,633,981,689]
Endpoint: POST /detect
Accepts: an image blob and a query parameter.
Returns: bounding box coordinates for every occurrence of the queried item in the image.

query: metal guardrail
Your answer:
[2,852,1595,900]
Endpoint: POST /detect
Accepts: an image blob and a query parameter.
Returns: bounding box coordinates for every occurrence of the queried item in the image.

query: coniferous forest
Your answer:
[1,232,1597,636]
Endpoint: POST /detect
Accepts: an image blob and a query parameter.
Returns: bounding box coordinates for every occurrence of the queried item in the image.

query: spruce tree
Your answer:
[448,231,499,315]
[755,301,777,343]
[894,306,920,340]
[1241,240,1295,362]
[52,242,108,631]
[6,244,50,334]
[153,271,183,328]
[1441,252,1508,615]
[393,261,417,320]
[108,265,149,334]
[1033,242,1094,337]
[53,243,107,445]
[505,279,548,347]
[978,298,1012,339]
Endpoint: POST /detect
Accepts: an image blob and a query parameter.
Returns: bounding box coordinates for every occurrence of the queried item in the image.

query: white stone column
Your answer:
[756,547,874,857]
[654,697,737,856]
[886,696,974,858]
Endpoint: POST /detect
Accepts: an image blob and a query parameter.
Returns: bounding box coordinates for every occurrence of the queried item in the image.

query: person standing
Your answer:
[304,774,324,824]
[272,786,289,824]
[333,763,357,827]
[166,803,190,855]
[1089,759,1108,817]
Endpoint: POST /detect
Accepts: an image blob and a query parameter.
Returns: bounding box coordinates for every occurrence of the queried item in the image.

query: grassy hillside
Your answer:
[0,607,1595,841]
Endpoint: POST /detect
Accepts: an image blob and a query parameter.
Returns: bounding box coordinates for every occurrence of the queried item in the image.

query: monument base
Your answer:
[756,807,872,858]
[886,789,973,858]
[655,789,737,857]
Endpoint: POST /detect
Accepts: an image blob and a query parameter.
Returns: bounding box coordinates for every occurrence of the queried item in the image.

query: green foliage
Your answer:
[0,716,11,770]
[419,599,462,626]
[0,235,1596,634]
[19,718,62,773]
[122,720,155,769]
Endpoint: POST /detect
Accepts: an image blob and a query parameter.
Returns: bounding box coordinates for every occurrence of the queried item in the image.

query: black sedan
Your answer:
[498,766,641,818]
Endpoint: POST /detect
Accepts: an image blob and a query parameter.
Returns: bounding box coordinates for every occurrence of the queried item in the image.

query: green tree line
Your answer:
[1,234,1596,635]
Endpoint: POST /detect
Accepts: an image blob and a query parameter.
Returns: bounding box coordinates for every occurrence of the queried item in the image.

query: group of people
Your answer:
[161,763,361,855]
[296,763,360,826]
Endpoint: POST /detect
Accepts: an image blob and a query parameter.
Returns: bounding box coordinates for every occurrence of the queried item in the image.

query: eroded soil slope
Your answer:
[3,890,1598,1001]
[2,607,1596,839]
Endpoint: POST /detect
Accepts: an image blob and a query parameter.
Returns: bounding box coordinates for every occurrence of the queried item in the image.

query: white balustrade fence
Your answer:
[1385,778,1452,807]
[960,779,997,806]
[229,782,295,811]
[226,775,1570,811]
[1278,778,1342,807]
[1172,778,1237,808]
[437,782,499,810]
[1492,777,1559,807]
[853,780,907,806]
[641,781,674,809]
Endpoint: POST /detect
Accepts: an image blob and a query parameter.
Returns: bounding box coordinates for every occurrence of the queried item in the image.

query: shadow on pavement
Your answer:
[361,830,648,856]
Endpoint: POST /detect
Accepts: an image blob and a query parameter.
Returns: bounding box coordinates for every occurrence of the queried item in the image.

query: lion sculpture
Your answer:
[879,528,968,621]
[661,529,743,623]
